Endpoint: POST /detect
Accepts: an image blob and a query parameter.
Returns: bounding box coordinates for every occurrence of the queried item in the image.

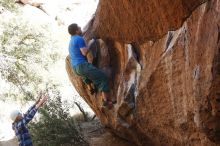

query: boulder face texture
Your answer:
[92,0,207,43]
[66,0,220,145]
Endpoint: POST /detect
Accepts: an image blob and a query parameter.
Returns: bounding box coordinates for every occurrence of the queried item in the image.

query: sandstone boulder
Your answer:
[66,0,220,145]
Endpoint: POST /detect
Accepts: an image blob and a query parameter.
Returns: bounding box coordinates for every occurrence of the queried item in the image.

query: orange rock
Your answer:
[66,0,220,145]
[92,0,207,43]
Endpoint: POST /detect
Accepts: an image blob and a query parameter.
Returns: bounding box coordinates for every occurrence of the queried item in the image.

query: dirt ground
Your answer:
[80,119,135,146]
[0,138,17,146]
[0,119,135,146]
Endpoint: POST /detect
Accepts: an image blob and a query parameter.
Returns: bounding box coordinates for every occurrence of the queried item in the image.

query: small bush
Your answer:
[29,89,88,146]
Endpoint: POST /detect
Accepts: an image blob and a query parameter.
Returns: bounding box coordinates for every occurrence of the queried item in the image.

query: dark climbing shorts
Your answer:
[73,62,110,92]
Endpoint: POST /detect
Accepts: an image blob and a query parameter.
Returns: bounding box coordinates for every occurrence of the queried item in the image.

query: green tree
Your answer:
[0,15,60,100]
[0,1,88,145]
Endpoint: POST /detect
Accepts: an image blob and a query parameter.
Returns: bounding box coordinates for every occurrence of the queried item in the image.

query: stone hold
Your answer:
[86,38,111,78]
[86,39,98,64]
[83,15,96,42]
[118,102,135,118]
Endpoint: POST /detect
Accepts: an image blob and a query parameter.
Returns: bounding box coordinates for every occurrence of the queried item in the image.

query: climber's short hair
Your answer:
[68,23,79,36]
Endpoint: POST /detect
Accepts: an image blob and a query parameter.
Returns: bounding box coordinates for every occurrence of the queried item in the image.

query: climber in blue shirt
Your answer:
[68,23,116,109]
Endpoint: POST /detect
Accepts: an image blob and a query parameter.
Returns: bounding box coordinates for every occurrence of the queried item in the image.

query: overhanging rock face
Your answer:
[92,0,207,43]
[66,0,220,145]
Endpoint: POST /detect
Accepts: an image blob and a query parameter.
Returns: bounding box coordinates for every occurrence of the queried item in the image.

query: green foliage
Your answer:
[29,87,88,146]
[0,15,60,100]
[0,0,17,11]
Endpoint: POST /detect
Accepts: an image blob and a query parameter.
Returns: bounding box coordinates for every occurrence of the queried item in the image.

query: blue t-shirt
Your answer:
[69,35,87,67]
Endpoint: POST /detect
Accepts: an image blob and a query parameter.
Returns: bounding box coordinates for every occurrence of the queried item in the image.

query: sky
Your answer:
[0,0,98,142]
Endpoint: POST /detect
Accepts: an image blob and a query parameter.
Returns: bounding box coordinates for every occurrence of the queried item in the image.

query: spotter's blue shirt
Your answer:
[12,105,37,146]
[68,35,87,67]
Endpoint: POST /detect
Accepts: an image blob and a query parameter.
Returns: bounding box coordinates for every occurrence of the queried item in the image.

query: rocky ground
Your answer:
[0,118,134,146]
[80,119,135,146]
